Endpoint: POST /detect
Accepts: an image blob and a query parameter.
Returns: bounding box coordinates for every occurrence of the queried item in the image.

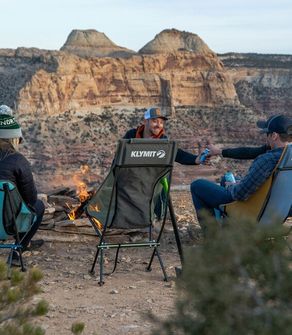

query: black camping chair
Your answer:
[84,139,183,285]
[0,181,36,276]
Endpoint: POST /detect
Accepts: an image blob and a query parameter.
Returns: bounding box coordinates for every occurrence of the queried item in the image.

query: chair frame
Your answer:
[85,139,183,285]
[0,183,28,275]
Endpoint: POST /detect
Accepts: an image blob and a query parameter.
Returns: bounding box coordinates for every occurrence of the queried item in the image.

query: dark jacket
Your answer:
[222,145,269,160]
[0,140,37,207]
[123,128,198,165]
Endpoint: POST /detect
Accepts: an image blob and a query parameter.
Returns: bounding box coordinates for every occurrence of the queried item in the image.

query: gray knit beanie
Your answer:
[0,114,22,139]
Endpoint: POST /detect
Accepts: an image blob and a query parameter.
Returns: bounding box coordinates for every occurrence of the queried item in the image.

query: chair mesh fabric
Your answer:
[85,139,176,230]
[259,144,292,225]
[0,181,35,240]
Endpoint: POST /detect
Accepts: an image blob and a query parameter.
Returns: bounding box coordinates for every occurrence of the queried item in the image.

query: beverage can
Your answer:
[224,171,236,183]
[200,148,210,164]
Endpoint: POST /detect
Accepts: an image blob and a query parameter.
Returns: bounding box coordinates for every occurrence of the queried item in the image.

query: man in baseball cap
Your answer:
[191,113,292,234]
[123,107,201,164]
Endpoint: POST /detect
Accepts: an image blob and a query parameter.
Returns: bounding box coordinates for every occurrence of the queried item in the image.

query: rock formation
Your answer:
[219,53,292,117]
[60,29,136,58]
[0,29,291,191]
[139,29,213,55]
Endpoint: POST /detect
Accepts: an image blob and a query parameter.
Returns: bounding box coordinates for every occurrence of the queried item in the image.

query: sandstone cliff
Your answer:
[16,51,238,116]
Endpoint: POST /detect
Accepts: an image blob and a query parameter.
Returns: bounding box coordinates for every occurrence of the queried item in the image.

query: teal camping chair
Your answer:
[0,181,36,273]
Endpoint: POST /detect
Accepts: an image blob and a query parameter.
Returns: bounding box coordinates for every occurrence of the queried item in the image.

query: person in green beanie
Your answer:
[0,111,45,266]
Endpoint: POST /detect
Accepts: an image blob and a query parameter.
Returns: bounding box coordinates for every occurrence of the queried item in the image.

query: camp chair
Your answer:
[84,139,183,285]
[0,181,36,275]
[222,144,292,225]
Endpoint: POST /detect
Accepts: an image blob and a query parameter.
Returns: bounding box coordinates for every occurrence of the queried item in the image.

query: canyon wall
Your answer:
[0,29,291,191]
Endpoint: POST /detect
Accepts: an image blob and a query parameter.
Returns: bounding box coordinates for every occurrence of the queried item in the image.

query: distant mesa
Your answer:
[60,29,136,58]
[139,28,214,55]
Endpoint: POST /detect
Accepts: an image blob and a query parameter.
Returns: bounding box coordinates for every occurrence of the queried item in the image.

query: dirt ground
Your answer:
[0,191,200,335]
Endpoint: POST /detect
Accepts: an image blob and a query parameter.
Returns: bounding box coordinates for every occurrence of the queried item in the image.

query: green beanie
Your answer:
[0,114,22,140]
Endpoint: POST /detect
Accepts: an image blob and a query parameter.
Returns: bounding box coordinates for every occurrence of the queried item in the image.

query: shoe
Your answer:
[23,239,44,252]
[7,251,21,267]
[175,266,182,278]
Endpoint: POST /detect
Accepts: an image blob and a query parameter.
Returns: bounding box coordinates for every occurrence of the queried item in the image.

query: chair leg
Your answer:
[89,246,100,275]
[18,249,26,272]
[99,248,105,286]
[155,249,168,281]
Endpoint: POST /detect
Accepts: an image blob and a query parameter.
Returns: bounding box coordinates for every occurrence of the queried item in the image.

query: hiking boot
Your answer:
[23,239,44,252]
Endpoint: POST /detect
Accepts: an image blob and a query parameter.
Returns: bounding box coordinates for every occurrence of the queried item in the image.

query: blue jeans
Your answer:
[190,179,234,230]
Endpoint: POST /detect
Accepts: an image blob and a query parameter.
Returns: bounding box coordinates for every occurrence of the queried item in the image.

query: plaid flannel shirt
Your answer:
[228,147,283,201]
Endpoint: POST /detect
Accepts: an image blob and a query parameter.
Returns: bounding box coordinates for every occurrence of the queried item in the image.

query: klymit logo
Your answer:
[156,150,166,158]
[130,150,166,158]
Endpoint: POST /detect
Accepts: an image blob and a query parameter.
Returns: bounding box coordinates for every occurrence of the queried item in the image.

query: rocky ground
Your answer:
[0,191,200,335]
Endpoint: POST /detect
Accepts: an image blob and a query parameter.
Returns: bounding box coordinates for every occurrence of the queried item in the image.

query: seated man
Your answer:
[190,114,292,232]
[0,108,45,266]
[123,107,202,165]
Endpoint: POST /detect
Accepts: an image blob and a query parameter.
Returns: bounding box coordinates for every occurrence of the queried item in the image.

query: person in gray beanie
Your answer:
[0,113,45,266]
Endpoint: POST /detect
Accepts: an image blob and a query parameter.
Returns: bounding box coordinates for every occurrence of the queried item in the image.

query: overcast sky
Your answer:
[1,0,292,54]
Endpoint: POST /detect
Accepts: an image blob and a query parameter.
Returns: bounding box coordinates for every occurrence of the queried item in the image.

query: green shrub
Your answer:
[152,218,292,335]
[0,264,48,335]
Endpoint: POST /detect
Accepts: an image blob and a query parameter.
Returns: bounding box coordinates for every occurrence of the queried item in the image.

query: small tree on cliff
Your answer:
[152,217,292,335]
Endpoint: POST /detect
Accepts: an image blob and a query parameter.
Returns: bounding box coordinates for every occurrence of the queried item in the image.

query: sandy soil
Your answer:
[0,191,199,335]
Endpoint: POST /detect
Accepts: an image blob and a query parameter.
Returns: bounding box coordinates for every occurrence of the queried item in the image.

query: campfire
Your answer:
[66,167,94,220]
[66,166,103,230]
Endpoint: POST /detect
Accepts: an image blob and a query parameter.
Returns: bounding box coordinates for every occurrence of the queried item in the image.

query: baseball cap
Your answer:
[257,115,292,134]
[144,107,168,120]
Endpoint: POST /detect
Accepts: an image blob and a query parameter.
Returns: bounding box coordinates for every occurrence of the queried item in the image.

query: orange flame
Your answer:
[92,217,103,230]
[67,165,92,221]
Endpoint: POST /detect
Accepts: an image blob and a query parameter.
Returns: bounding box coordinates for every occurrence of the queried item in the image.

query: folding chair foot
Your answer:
[88,270,95,276]
[175,266,182,278]
[98,281,105,286]
[145,266,152,272]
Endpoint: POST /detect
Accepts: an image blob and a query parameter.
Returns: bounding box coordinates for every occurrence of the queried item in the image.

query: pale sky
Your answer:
[1,0,292,54]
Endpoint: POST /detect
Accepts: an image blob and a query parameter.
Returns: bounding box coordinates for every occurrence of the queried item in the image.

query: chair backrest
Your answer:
[225,144,292,225]
[258,144,292,225]
[85,139,177,229]
[0,181,35,240]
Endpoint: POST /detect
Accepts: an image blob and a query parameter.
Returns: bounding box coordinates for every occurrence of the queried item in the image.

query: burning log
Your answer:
[67,190,94,220]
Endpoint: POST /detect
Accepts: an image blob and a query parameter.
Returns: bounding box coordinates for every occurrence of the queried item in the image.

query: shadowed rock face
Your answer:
[60,29,136,58]
[219,53,292,117]
[139,29,214,55]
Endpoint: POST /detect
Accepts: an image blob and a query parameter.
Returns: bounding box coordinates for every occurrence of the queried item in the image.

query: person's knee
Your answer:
[190,179,206,195]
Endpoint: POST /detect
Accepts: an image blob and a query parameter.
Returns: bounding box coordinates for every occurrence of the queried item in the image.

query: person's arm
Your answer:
[15,154,37,207]
[123,129,136,139]
[222,145,269,160]
[175,148,199,165]
[208,144,269,160]
[227,151,279,201]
